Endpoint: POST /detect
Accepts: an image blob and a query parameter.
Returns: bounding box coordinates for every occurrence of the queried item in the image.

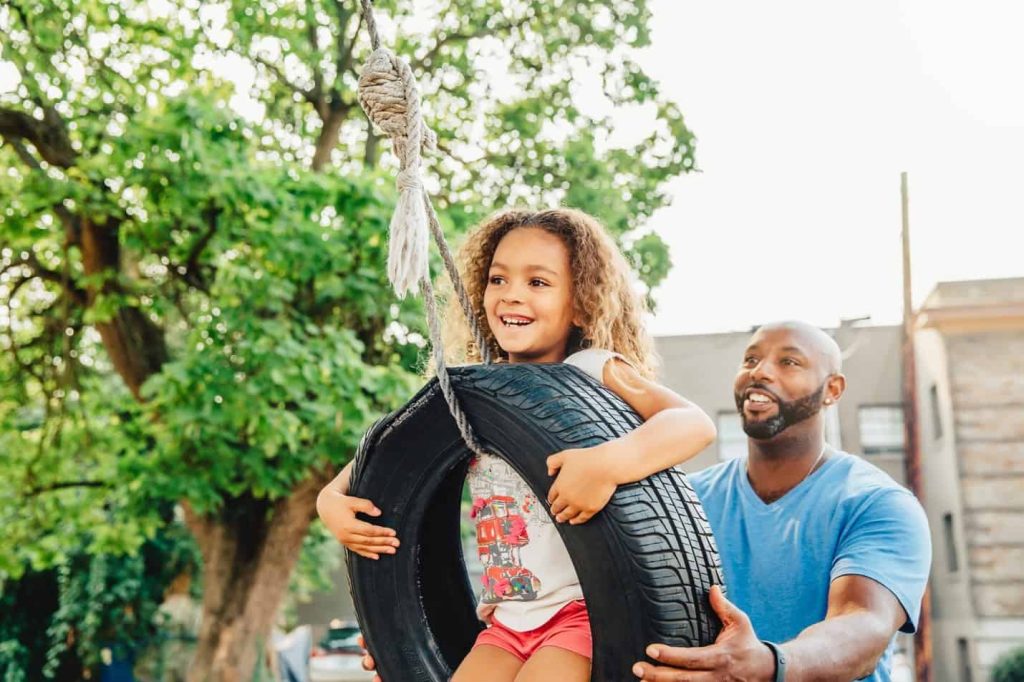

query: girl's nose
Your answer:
[501,284,526,304]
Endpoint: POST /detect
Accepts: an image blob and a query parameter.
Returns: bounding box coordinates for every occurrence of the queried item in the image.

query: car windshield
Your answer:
[321,626,361,652]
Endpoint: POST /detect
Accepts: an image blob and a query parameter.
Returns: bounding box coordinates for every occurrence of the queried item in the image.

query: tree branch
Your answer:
[24,480,110,498]
[254,55,318,109]
[180,207,218,292]
[412,13,534,73]
[0,105,77,168]
[332,0,360,84]
[1,139,83,245]
[305,1,325,107]
[22,251,87,306]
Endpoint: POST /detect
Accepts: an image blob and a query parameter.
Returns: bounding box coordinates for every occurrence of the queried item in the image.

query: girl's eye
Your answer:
[529,278,549,287]
[488,276,505,285]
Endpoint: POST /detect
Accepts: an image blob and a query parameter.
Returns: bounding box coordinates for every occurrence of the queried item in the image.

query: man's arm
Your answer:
[633,577,906,681]
[776,574,906,681]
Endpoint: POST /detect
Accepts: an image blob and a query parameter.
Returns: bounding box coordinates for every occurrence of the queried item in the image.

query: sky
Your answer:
[2,1,1021,337]
[627,0,1024,336]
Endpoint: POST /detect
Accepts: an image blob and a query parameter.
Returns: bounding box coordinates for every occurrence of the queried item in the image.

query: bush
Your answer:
[993,646,1024,682]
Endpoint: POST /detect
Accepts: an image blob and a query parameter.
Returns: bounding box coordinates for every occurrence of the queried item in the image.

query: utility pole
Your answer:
[901,171,932,682]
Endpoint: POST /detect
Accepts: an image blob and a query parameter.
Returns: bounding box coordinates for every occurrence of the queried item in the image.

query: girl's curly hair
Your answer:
[444,208,657,378]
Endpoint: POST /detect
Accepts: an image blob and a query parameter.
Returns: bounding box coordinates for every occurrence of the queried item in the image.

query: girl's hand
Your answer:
[546,444,621,525]
[316,489,400,560]
[356,635,383,682]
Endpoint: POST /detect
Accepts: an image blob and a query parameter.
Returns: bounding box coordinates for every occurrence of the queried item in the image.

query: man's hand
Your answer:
[632,585,776,681]
[356,635,382,682]
[546,444,620,524]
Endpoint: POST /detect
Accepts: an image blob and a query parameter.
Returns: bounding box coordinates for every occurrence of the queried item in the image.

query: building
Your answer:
[656,321,907,483]
[305,277,1024,680]
[656,321,917,678]
[655,276,1024,682]
[914,278,1024,681]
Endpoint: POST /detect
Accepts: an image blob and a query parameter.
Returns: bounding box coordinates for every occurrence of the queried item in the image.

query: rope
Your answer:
[422,193,492,364]
[357,0,491,454]
[361,0,381,51]
[421,276,489,456]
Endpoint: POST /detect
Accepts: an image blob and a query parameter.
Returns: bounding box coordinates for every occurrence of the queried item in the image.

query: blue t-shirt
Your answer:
[689,451,931,682]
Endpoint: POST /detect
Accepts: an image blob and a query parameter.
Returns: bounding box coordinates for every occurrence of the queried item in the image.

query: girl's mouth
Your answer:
[500,315,534,327]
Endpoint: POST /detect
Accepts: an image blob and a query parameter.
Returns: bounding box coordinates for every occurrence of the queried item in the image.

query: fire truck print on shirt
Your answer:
[468,453,550,603]
[462,349,612,630]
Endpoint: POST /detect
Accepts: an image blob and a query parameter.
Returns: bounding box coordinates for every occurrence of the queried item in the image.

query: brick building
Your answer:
[914,278,1024,680]
[656,276,1024,681]
[305,277,1024,680]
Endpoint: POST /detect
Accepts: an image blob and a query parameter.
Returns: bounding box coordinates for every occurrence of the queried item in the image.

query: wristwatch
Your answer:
[761,640,787,682]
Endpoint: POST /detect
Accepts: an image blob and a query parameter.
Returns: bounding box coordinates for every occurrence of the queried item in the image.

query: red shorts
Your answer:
[473,600,592,662]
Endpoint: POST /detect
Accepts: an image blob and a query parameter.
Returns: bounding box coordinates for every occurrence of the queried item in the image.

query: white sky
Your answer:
[629,0,1024,335]
[3,1,1021,339]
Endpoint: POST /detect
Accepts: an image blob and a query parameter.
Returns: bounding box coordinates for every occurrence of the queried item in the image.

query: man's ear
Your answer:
[826,373,847,404]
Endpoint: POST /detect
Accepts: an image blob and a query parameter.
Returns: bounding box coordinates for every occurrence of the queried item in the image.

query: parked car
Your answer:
[309,620,374,682]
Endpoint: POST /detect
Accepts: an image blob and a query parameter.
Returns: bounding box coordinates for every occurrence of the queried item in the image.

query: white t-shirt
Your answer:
[467,348,620,631]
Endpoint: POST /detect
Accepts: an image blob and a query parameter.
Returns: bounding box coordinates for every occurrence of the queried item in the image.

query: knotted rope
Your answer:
[357,0,491,456]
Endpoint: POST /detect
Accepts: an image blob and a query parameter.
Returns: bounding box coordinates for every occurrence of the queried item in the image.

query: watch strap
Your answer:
[761,640,787,682]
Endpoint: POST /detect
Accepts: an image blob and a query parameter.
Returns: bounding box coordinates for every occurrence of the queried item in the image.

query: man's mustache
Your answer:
[737,383,782,402]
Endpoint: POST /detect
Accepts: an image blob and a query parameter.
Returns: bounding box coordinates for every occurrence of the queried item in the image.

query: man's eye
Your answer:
[782,358,800,366]
[743,357,758,366]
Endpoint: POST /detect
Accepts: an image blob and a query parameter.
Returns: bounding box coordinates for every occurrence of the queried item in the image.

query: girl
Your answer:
[317,208,715,681]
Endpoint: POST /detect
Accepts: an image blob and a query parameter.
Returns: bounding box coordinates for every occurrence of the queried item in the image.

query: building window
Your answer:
[958,638,973,682]
[858,405,906,457]
[717,412,746,461]
[929,384,943,439]
[943,512,960,573]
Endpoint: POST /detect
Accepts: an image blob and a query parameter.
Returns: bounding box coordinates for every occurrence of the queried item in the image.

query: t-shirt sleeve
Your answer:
[831,488,932,633]
[563,348,622,384]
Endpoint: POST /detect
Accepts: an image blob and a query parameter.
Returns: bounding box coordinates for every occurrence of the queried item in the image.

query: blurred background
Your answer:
[0,0,1020,680]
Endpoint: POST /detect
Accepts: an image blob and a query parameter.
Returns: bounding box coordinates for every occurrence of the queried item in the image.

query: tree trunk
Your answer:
[80,217,168,398]
[184,471,329,682]
[364,118,379,168]
[311,109,346,173]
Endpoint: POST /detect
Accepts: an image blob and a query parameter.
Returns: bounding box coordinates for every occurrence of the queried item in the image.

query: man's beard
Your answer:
[735,382,827,440]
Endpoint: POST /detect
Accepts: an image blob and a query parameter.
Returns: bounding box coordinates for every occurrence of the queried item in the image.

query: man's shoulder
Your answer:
[686,458,742,498]
[828,451,909,495]
[825,451,925,518]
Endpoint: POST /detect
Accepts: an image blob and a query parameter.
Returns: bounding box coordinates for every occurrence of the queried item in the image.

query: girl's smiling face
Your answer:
[483,227,579,364]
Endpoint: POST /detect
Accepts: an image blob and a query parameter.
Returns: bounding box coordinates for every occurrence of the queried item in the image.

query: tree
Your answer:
[0,0,696,679]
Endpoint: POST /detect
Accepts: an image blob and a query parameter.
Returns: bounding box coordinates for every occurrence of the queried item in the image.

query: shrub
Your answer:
[993,646,1024,682]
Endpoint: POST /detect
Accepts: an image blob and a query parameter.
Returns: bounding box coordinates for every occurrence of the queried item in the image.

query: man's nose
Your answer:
[749,359,774,383]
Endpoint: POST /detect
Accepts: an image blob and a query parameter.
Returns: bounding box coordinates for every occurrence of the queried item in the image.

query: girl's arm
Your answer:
[317,461,401,559]
[547,358,715,525]
[595,357,716,482]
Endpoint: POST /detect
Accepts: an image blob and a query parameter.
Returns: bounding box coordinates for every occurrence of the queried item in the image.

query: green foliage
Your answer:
[0,0,695,670]
[994,646,1024,682]
[0,522,198,681]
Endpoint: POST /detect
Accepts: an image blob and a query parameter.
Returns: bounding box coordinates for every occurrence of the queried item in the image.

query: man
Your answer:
[632,321,931,681]
[359,322,932,681]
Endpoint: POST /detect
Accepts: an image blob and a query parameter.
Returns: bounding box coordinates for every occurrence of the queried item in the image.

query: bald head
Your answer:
[753,321,842,375]
[735,321,847,442]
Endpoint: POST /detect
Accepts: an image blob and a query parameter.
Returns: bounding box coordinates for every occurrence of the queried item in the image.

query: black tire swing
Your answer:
[348,3,725,680]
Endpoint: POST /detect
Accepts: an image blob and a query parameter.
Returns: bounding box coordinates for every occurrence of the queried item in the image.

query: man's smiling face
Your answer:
[733,324,844,440]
